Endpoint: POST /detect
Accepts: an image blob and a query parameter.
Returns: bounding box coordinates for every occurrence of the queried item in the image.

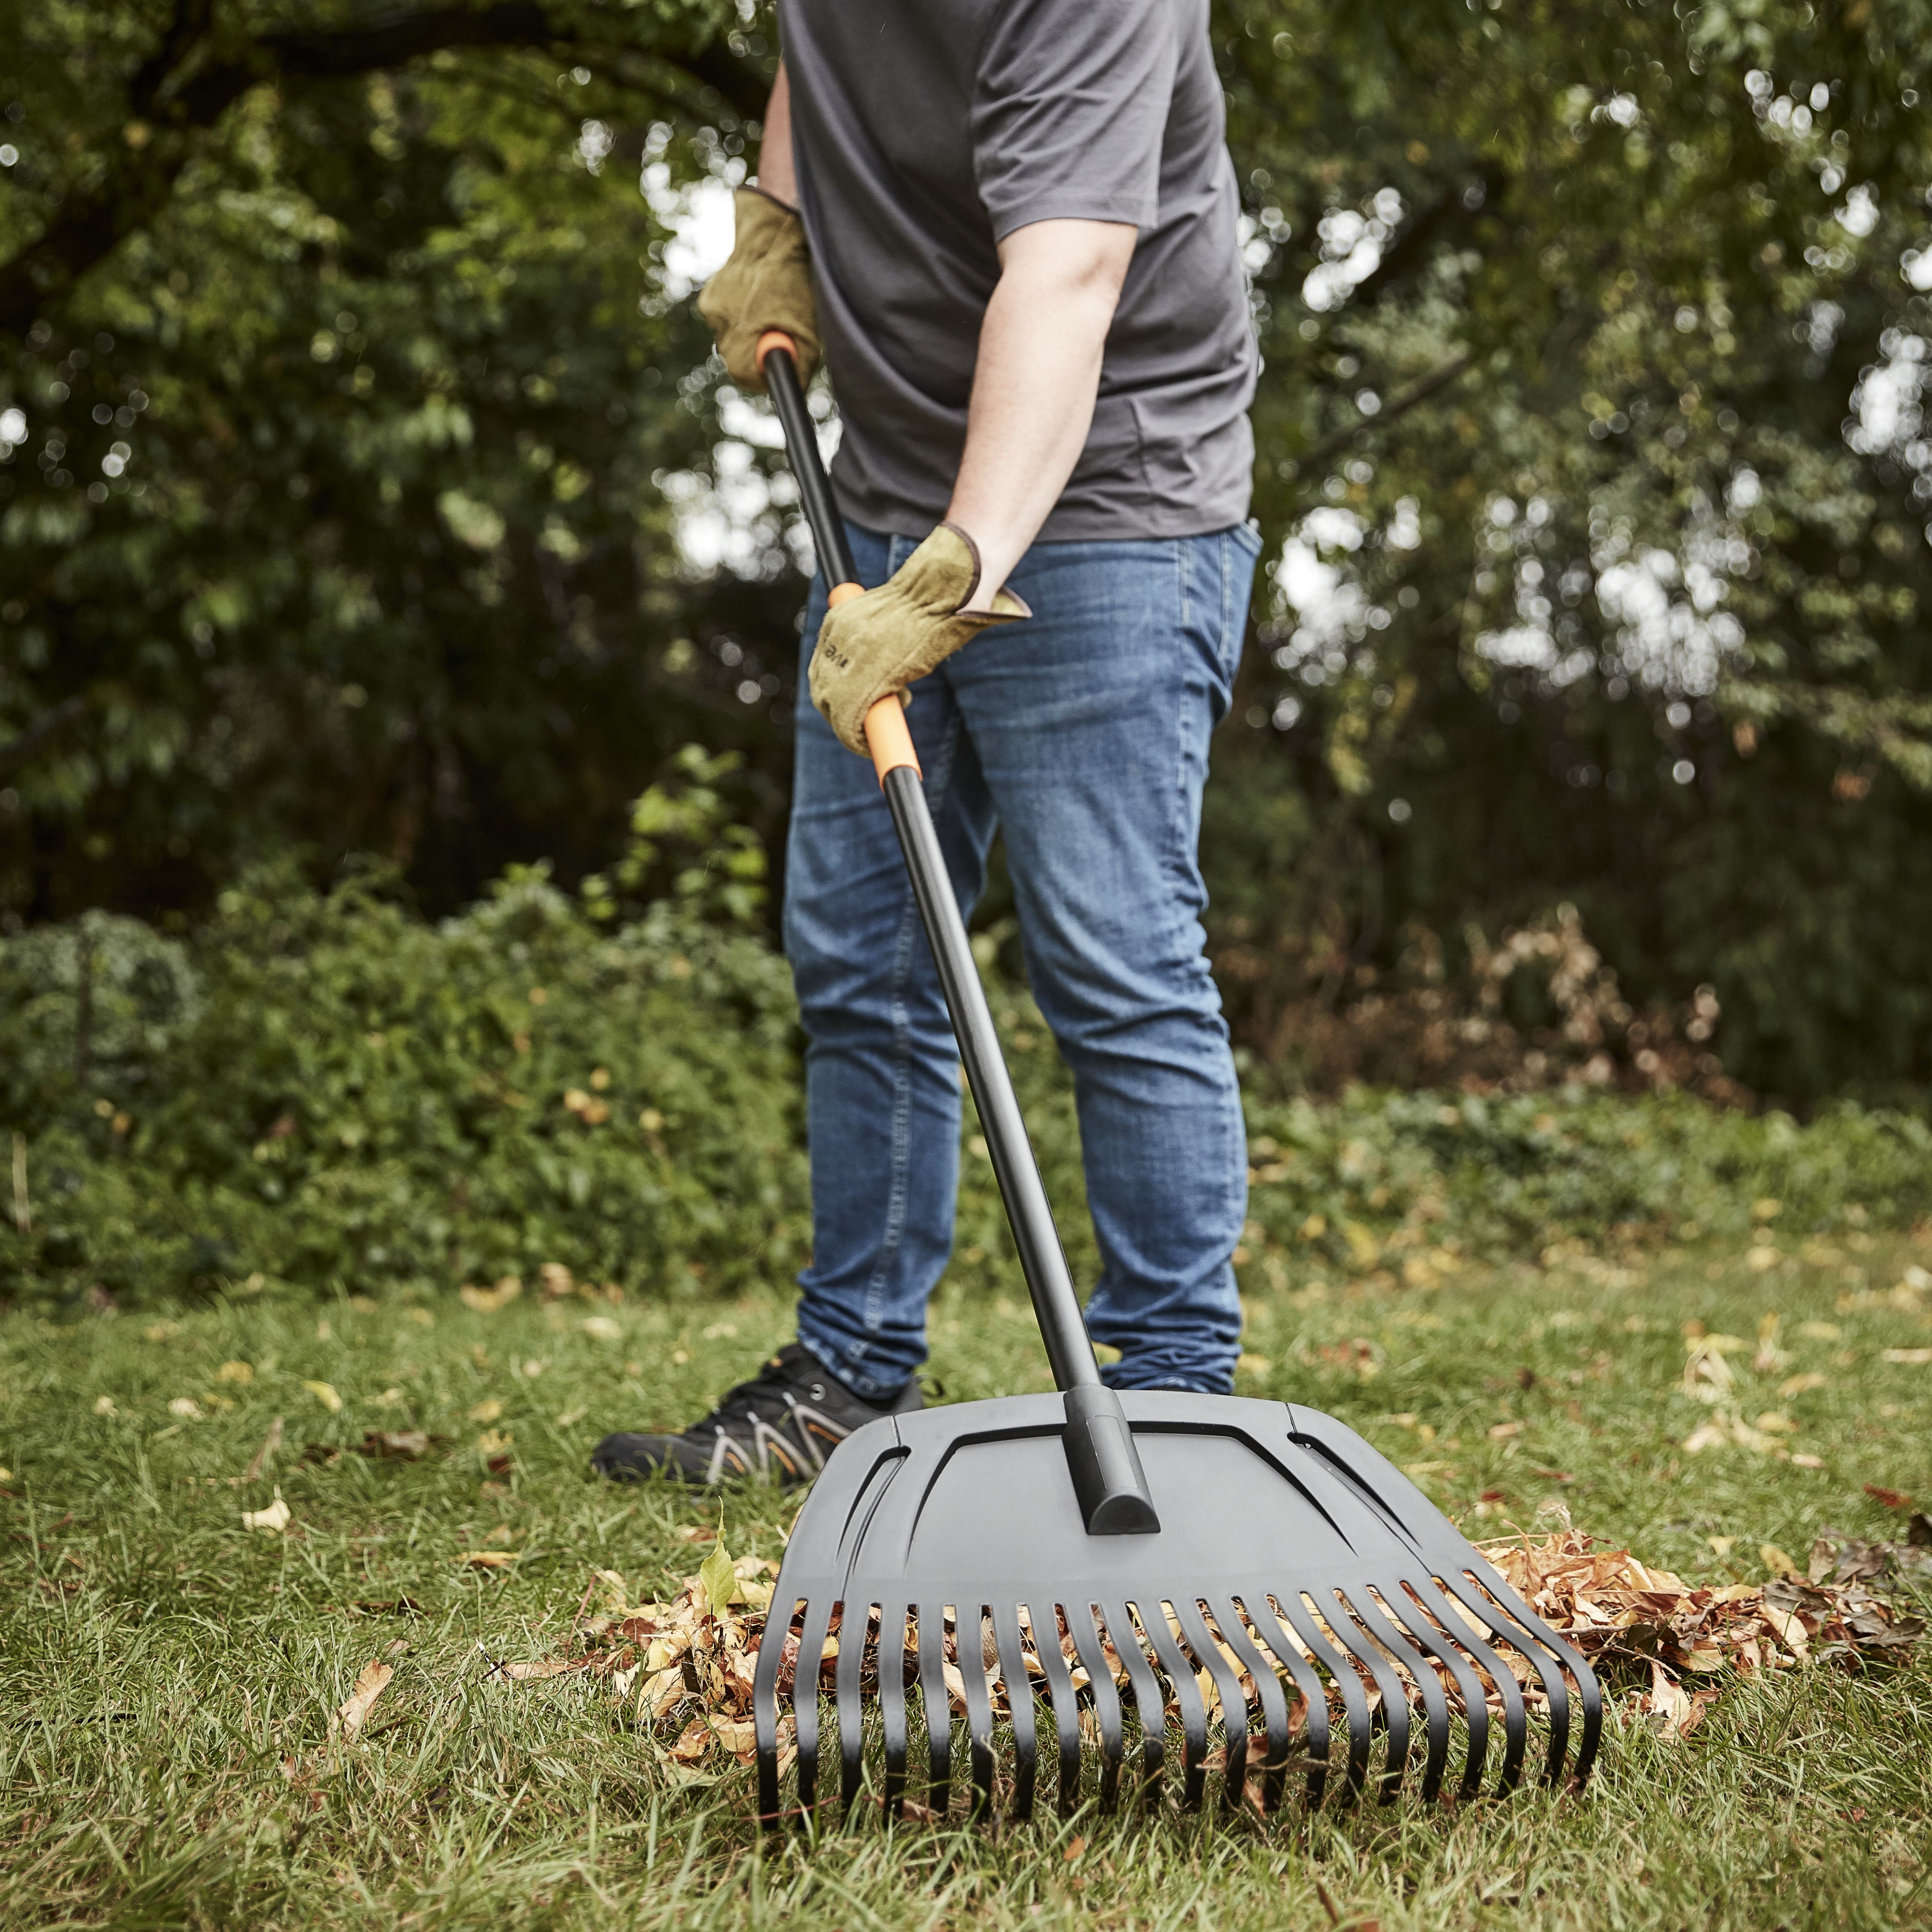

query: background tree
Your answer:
[3,0,1930,1104]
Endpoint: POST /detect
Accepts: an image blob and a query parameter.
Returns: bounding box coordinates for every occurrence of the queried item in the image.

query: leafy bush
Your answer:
[4,762,1926,1311]
[2,762,808,1308]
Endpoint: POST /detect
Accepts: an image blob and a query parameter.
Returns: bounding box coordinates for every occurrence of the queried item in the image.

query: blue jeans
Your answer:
[784,521,1262,1400]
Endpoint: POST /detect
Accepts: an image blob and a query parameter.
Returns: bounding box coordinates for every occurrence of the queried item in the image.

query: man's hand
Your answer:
[697,187,819,391]
[697,67,814,390]
[808,524,1030,755]
[945,219,1136,610]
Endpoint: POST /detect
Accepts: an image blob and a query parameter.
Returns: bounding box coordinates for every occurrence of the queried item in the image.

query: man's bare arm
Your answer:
[756,61,798,207]
[947,220,1136,611]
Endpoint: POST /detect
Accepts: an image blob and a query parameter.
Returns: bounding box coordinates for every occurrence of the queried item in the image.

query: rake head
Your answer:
[753,1391,1601,1826]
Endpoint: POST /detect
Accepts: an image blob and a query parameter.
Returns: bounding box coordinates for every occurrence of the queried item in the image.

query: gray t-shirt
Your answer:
[780,0,1256,543]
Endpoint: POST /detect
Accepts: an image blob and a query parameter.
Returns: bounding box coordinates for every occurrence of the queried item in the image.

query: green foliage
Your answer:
[5,0,1932,1105]
[1209,0,1932,1100]
[0,0,796,922]
[6,844,1927,1311]
[0,767,808,1306]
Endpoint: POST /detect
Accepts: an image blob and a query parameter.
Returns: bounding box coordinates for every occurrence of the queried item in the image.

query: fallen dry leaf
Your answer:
[92,1395,117,1417]
[582,1316,622,1342]
[460,1277,523,1314]
[1864,1484,1917,1511]
[1881,1348,1932,1366]
[457,1550,518,1569]
[302,1380,342,1414]
[468,1399,504,1424]
[355,1430,434,1460]
[215,1360,254,1386]
[330,1659,393,1741]
[241,1490,292,1533]
[167,1397,204,1420]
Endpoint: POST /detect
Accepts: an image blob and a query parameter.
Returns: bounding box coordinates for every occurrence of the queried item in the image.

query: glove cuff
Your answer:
[933,522,1032,621]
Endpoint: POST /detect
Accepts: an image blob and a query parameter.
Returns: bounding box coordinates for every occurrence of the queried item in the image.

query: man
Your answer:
[595,0,1260,1487]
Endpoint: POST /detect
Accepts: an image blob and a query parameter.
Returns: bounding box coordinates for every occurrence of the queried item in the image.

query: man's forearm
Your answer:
[946,220,1135,612]
[756,61,798,208]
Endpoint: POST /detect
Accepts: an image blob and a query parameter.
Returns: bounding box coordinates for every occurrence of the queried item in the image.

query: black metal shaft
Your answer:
[763,346,859,588]
[881,767,1102,1393]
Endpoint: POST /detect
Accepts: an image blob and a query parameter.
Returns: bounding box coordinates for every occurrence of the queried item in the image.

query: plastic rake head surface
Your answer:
[752,1393,1601,1825]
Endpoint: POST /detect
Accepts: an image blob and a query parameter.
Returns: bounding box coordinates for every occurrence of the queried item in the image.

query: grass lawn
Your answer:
[3,1227,1930,1930]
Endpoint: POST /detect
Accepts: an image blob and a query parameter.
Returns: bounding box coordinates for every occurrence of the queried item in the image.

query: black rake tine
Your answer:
[1346,1586,1455,1802]
[1220,1594,1327,1810]
[835,1600,869,1817]
[1032,1606,1086,1814]
[752,1595,797,1827]
[1104,1600,1168,1800]
[917,1600,953,1819]
[1400,1575,1526,1795]
[1321,1590,1415,1801]
[1463,1568,1604,1785]
[1137,1604,1207,1809]
[957,1607,998,1820]
[1442,1570,1592,1787]
[1273,1593,1373,1799]
[1180,1599,1267,1808]
[1067,1604,1127,1813]
[879,1601,910,1820]
[993,1601,1038,1822]
[792,1595,837,1824]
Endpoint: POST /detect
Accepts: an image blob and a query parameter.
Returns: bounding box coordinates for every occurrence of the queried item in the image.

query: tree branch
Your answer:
[1291,352,1474,478]
[0,3,765,337]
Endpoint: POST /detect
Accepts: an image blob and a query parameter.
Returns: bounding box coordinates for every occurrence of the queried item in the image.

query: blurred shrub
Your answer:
[1,757,807,1307]
[3,760,1925,1311]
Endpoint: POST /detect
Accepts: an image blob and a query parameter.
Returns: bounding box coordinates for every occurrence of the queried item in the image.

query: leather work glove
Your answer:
[697,187,820,391]
[808,524,1031,756]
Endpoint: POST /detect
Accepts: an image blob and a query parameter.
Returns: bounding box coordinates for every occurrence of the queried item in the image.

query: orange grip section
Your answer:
[827,580,863,607]
[755,329,798,373]
[865,696,921,786]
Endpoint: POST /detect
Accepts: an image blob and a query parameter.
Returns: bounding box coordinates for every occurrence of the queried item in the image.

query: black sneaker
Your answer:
[591,1342,922,1488]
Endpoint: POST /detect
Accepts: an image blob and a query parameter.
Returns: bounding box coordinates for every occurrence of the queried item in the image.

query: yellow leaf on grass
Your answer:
[215,1361,254,1385]
[1779,1372,1828,1397]
[168,1397,204,1420]
[93,1395,118,1417]
[330,1659,393,1741]
[458,1550,518,1569]
[1759,1544,1799,1577]
[1882,1348,1932,1366]
[1236,1352,1272,1376]
[1488,1421,1522,1439]
[555,1406,589,1427]
[460,1277,523,1314]
[670,1716,713,1762]
[468,1399,503,1423]
[581,1316,622,1342]
[710,1714,757,1755]
[1752,1412,1799,1434]
[242,1490,292,1533]
[303,1380,342,1413]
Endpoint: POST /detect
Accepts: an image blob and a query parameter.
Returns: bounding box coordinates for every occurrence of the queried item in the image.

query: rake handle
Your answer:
[760,335,1158,1535]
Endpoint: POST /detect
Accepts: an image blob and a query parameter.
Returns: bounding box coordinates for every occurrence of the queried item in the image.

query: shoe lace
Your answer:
[701,1352,809,1436]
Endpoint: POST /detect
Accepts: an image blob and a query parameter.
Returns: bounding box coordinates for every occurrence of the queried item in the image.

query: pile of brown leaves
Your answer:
[501,1526,1925,1774]
[1478,1526,1927,1738]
